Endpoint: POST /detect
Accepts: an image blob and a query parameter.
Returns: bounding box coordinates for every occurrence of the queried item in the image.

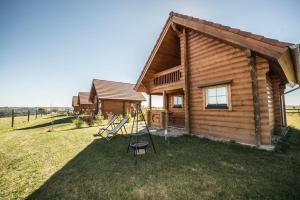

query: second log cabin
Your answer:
[135,12,300,146]
[78,92,94,115]
[89,79,145,118]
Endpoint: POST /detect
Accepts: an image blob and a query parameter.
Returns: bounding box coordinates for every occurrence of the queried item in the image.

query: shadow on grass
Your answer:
[26,135,144,199]
[17,116,74,130]
[61,126,95,132]
[26,132,300,199]
[275,127,300,153]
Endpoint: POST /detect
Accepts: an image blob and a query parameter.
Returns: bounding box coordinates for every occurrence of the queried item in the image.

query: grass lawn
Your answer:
[0,114,300,199]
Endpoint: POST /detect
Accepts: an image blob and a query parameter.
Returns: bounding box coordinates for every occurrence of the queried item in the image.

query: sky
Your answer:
[0,0,299,107]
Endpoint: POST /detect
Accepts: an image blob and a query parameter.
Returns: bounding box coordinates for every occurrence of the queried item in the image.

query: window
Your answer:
[204,84,231,110]
[173,96,183,108]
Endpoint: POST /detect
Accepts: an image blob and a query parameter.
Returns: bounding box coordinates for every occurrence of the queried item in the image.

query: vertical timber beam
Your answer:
[182,28,190,134]
[123,101,125,116]
[149,94,152,110]
[163,91,168,130]
[281,94,287,127]
[246,49,261,147]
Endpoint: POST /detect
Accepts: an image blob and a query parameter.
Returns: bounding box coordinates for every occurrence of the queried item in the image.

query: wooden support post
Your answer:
[281,94,287,126]
[182,28,190,133]
[163,91,168,130]
[246,50,261,146]
[149,94,152,110]
[35,110,37,119]
[11,109,14,128]
[122,101,125,117]
[27,110,30,122]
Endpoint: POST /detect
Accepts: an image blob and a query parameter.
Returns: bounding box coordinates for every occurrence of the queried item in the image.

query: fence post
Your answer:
[36,110,38,119]
[11,109,14,128]
[27,110,30,122]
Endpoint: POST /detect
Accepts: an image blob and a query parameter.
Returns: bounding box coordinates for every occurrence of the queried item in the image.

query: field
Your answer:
[0,114,300,199]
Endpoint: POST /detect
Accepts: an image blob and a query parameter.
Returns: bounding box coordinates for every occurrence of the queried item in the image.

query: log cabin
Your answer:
[135,12,300,146]
[78,92,94,115]
[72,96,80,114]
[89,79,145,118]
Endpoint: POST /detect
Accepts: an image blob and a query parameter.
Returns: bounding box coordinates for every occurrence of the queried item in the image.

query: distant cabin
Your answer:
[72,96,80,114]
[135,12,300,146]
[89,79,145,118]
[78,92,94,115]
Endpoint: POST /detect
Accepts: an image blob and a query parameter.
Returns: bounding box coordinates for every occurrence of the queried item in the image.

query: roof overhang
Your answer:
[289,44,300,84]
[135,12,299,90]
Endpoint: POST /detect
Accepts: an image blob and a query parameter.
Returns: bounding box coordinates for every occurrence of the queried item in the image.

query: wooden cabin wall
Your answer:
[167,94,185,127]
[101,100,137,118]
[266,75,275,135]
[80,104,94,115]
[187,30,270,145]
[73,106,80,113]
[101,100,123,118]
[186,29,274,145]
[271,76,283,128]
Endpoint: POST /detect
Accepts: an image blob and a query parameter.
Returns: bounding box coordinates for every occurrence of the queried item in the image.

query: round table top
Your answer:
[130,141,149,149]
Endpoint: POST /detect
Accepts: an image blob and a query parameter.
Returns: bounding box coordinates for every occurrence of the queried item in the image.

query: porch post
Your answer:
[246,49,261,147]
[163,91,168,130]
[149,94,152,110]
[182,28,190,134]
[281,94,287,127]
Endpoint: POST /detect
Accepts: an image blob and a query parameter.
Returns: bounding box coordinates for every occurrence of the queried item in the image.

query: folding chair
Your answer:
[105,116,129,141]
[96,115,119,137]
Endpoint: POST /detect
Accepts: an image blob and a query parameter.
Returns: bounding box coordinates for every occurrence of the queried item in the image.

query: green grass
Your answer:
[0,114,300,199]
[287,113,300,129]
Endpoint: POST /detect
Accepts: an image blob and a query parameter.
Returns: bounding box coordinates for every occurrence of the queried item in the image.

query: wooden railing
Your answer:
[153,66,182,86]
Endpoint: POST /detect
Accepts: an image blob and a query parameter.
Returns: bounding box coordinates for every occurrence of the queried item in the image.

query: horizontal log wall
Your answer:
[266,75,275,135]
[79,104,94,115]
[187,30,272,145]
[271,76,282,128]
[101,100,137,118]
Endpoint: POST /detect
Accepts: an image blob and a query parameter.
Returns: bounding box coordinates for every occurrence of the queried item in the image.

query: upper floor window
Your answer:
[173,96,183,108]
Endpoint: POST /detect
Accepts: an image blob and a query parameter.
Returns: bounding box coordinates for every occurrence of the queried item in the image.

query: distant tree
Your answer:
[38,108,47,115]
[52,108,59,113]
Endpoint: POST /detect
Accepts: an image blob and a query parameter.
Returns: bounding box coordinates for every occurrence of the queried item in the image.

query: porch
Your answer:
[147,88,187,131]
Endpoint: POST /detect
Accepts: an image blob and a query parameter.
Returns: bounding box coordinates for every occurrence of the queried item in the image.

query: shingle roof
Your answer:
[170,12,293,48]
[78,92,93,105]
[72,96,79,107]
[92,79,145,101]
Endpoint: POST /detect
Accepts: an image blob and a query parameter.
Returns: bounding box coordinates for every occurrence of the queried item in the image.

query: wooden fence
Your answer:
[286,108,300,116]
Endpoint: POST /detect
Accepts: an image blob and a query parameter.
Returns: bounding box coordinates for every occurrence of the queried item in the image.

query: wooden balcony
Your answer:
[149,65,184,93]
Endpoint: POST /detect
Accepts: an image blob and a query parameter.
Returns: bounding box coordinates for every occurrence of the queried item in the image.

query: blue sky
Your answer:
[0,0,299,107]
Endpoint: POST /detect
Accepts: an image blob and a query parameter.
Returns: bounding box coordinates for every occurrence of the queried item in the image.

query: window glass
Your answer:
[173,96,183,108]
[206,86,228,108]
[217,87,226,96]
[208,96,217,104]
[217,96,227,104]
[207,88,216,97]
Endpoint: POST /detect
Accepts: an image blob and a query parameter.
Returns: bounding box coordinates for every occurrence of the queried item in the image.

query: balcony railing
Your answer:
[153,65,182,86]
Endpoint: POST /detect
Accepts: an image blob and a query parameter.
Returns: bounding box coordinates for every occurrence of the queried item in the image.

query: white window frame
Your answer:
[203,84,232,111]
